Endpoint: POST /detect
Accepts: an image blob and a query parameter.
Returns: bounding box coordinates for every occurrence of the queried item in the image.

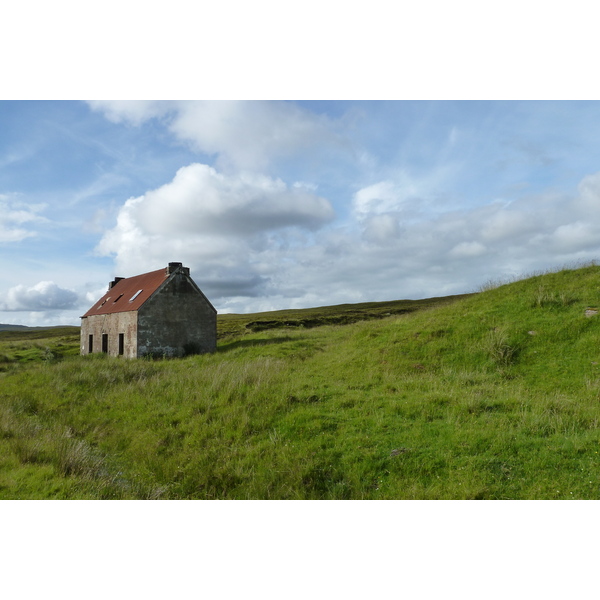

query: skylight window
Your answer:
[113,294,124,303]
[129,290,143,302]
[97,297,110,309]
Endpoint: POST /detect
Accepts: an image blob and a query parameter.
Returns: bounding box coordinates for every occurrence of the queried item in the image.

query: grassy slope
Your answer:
[0,327,80,365]
[1,265,600,499]
[216,294,471,338]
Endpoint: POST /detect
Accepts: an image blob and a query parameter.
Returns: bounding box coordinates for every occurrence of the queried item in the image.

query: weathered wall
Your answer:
[137,271,217,357]
[80,311,138,358]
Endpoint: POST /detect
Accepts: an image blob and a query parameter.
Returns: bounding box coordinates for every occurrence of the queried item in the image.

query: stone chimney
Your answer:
[167,262,189,276]
[109,277,125,289]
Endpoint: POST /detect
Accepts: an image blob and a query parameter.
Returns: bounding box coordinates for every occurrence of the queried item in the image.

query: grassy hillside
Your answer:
[1,264,600,499]
[216,294,472,339]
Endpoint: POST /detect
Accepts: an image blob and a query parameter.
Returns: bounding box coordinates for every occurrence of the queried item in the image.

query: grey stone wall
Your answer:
[80,311,138,358]
[136,271,217,357]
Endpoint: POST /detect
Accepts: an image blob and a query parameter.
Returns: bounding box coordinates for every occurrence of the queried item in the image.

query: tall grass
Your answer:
[1,264,600,498]
[482,327,520,368]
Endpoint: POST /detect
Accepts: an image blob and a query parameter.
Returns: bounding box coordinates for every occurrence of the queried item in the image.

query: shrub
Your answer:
[482,327,520,367]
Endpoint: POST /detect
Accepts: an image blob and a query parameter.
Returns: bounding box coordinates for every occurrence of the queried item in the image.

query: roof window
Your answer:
[97,297,110,309]
[113,294,124,303]
[129,290,143,302]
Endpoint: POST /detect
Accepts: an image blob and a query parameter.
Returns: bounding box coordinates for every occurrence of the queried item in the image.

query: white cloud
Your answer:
[353,177,417,216]
[0,226,32,243]
[88,100,344,171]
[95,163,335,299]
[133,164,334,236]
[0,281,79,311]
[479,208,535,243]
[576,172,600,211]
[549,221,600,252]
[0,196,45,243]
[87,100,173,126]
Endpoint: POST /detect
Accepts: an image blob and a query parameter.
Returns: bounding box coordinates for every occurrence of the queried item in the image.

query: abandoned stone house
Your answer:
[80,262,216,358]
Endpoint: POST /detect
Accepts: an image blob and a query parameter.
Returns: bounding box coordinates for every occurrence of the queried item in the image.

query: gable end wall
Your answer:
[136,271,217,357]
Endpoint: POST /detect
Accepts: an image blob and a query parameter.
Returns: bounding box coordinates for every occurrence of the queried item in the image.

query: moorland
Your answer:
[1,263,600,499]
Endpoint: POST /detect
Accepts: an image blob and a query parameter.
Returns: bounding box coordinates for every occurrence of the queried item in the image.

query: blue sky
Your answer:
[2,99,600,326]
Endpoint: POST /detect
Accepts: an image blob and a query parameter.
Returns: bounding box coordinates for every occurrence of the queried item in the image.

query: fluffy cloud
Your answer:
[340,173,600,298]
[133,164,334,235]
[88,101,343,171]
[96,163,335,299]
[0,281,79,311]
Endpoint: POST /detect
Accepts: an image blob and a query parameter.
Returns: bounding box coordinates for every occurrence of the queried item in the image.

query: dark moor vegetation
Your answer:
[2,264,600,499]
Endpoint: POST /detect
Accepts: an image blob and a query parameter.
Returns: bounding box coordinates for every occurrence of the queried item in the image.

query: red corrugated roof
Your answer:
[82,268,169,317]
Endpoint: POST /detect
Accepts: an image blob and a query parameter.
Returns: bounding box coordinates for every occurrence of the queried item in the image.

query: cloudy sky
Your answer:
[1,99,600,326]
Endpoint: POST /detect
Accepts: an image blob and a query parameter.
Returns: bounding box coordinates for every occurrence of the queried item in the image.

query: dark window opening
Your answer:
[118,333,124,356]
[88,334,93,353]
[102,334,108,353]
[113,294,124,303]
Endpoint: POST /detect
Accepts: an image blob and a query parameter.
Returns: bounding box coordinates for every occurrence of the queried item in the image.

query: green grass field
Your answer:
[1,263,600,499]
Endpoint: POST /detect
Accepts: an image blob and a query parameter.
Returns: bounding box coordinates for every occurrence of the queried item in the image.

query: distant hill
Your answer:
[0,324,77,332]
[217,293,472,338]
